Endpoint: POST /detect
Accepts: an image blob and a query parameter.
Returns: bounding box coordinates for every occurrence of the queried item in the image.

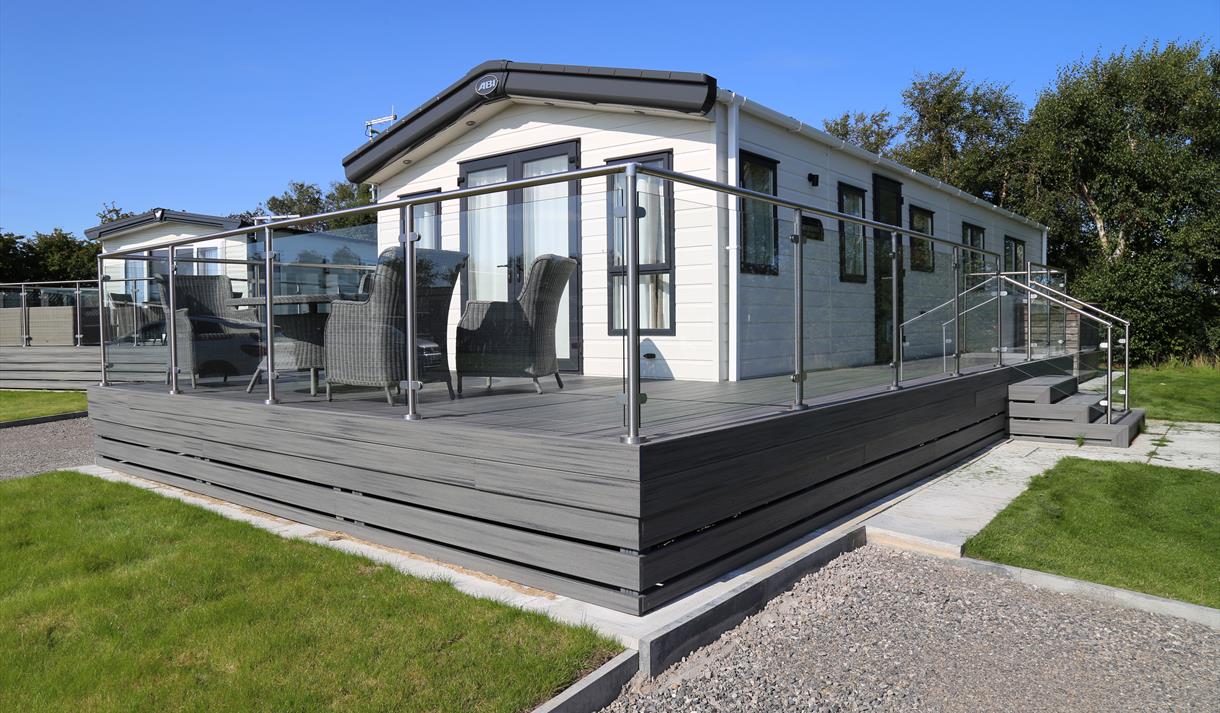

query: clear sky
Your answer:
[0,0,1215,238]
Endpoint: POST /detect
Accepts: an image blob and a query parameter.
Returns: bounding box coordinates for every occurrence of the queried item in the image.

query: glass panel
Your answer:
[414,201,440,249]
[101,256,171,383]
[899,239,958,383]
[466,166,509,303]
[959,252,1000,371]
[197,247,221,276]
[522,155,572,361]
[609,165,669,268]
[610,272,672,332]
[175,247,195,276]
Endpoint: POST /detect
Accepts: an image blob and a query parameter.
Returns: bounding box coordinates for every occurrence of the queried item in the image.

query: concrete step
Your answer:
[1009,392,1105,423]
[1009,408,1146,448]
[1007,374,1078,404]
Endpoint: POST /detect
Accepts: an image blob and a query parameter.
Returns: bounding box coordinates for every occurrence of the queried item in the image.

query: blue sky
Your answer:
[0,0,1215,237]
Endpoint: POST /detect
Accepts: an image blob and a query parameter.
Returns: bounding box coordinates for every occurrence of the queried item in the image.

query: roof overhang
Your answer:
[342,60,718,184]
[85,208,245,242]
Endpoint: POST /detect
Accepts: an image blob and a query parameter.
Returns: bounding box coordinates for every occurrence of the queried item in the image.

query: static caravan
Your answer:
[343,60,1048,388]
[89,62,1135,616]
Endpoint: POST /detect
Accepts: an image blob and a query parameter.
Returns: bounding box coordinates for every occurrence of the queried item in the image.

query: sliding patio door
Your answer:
[459,141,581,371]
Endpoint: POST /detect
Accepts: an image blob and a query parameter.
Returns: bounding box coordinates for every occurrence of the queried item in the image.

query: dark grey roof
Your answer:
[85,208,247,241]
[342,60,718,184]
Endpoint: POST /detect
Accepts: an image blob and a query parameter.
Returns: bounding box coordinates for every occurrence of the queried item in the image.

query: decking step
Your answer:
[1007,374,1078,404]
[1008,392,1105,423]
[1009,408,1145,448]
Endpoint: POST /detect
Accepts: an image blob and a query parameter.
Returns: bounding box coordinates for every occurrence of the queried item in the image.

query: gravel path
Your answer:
[0,418,94,480]
[605,546,1220,712]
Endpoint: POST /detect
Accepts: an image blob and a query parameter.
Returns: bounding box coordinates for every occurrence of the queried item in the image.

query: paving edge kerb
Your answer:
[0,411,88,429]
[531,650,639,713]
[945,557,1220,630]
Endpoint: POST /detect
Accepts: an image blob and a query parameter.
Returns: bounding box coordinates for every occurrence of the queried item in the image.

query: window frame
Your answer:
[908,205,935,273]
[962,221,987,283]
[837,182,868,283]
[605,149,676,337]
[800,215,824,241]
[738,150,780,276]
[1004,235,1026,274]
[397,187,443,249]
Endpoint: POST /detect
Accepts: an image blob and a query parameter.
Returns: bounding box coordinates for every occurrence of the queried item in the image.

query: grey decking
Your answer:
[0,344,164,390]
[89,354,1079,614]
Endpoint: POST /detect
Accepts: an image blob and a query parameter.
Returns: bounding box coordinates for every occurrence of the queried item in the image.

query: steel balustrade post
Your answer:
[1025,263,1032,361]
[621,163,645,444]
[1105,324,1113,424]
[1123,324,1130,412]
[403,205,422,421]
[890,231,901,390]
[97,258,109,386]
[19,283,29,347]
[953,247,962,376]
[262,226,278,405]
[791,208,807,410]
[995,264,1003,367]
[166,251,181,394]
[74,282,83,347]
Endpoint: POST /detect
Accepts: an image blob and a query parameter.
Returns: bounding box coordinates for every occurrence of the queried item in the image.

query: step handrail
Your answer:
[1025,279,1130,326]
[1000,275,1119,424]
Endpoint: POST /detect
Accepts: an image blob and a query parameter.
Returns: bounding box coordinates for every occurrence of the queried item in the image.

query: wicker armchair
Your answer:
[154,275,263,387]
[323,247,467,404]
[456,254,577,395]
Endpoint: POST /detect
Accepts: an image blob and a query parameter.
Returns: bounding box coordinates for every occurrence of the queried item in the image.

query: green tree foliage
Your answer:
[96,201,136,224]
[0,229,100,282]
[246,181,375,231]
[822,109,900,155]
[1014,42,1219,281]
[889,70,1026,206]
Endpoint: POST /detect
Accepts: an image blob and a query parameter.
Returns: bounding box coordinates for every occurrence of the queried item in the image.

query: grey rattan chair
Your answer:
[155,274,263,387]
[455,254,577,395]
[323,247,467,404]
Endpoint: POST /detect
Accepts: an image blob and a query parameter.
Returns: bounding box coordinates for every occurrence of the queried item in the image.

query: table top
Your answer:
[227,293,339,307]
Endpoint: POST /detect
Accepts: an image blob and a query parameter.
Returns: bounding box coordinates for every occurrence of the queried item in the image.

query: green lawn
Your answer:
[0,471,619,713]
[0,389,87,422]
[1119,362,1220,423]
[964,457,1220,608]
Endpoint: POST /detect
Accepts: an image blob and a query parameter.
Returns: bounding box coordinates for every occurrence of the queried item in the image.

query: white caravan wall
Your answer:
[372,101,721,381]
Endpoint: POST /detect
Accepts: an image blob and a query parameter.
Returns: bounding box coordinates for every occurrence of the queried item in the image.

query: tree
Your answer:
[889,70,1026,206]
[96,202,136,224]
[246,180,375,231]
[1,229,100,282]
[822,109,900,155]
[1013,41,1220,281]
[0,231,32,283]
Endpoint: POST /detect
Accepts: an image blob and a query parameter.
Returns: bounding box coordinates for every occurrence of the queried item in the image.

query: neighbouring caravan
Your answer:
[342,60,1047,385]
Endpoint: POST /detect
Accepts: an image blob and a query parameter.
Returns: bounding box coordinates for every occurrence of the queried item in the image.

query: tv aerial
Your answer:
[365,107,397,140]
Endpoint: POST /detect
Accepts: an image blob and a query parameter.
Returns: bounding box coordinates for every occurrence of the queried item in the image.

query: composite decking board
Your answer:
[90,385,641,481]
[638,414,1007,585]
[637,428,1008,613]
[94,455,643,615]
[93,437,642,588]
[88,397,642,518]
[91,418,640,548]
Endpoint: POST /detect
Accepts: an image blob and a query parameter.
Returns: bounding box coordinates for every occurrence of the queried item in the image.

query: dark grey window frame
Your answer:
[396,188,443,248]
[800,215,824,241]
[1004,235,1025,274]
[908,205,935,273]
[962,221,987,284]
[739,150,780,276]
[838,182,868,283]
[605,150,676,337]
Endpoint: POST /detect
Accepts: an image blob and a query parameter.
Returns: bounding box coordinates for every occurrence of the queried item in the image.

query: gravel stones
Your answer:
[0,417,94,480]
[603,546,1220,712]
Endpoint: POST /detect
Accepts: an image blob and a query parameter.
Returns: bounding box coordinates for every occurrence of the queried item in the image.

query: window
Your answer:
[399,189,442,249]
[739,151,778,275]
[800,216,824,241]
[196,247,221,276]
[606,151,674,335]
[962,222,986,285]
[1004,236,1025,274]
[838,183,867,283]
[908,206,935,273]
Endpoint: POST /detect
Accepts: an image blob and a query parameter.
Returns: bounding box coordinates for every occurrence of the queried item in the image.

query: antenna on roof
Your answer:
[365,106,397,140]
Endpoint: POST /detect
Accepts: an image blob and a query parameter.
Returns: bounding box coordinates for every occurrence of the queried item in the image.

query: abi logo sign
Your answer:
[474,74,499,96]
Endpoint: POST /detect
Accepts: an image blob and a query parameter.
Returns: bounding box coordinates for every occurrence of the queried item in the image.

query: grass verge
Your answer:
[0,389,87,422]
[1118,361,1220,423]
[0,471,619,712]
[964,457,1220,608]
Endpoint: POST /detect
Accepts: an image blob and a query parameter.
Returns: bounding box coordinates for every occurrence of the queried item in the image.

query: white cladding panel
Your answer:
[735,112,1043,379]
[373,102,721,381]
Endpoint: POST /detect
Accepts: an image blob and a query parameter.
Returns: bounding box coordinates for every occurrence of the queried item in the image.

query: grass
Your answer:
[0,471,620,713]
[1118,359,1220,423]
[0,390,87,422]
[964,457,1220,608]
